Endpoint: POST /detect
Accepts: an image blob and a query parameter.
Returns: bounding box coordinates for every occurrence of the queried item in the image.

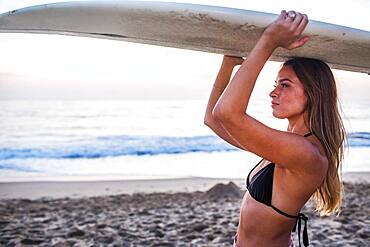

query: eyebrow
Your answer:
[275,78,294,83]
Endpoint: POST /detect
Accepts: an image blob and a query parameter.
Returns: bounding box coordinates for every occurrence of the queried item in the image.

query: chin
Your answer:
[272,111,286,119]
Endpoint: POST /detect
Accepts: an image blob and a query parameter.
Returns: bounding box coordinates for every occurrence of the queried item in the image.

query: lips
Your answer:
[271,101,279,106]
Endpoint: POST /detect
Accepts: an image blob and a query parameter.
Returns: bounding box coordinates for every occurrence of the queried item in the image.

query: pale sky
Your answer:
[0,0,369,100]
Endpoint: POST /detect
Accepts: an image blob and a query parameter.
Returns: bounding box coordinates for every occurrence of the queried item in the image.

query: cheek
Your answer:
[280,90,307,112]
[292,92,308,112]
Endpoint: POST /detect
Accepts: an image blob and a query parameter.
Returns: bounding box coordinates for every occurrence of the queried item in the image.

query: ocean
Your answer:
[0,99,369,182]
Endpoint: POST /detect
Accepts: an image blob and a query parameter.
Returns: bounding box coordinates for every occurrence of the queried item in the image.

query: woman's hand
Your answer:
[262,10,309,50]
[222,55,245,67]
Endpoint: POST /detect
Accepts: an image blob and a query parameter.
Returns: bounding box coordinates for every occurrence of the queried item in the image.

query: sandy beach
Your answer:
[0,172,369,246]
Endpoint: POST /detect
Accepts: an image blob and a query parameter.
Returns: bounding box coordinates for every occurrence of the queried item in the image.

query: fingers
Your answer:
[288,36,310,50]
[291,12,303,29]
[224,55,244,61]
[285,11,296,22]
[223,55,244,66]
[296,14,309,35]
[277,10,287,21]
[284,11,309,40]
[266,10,309,50]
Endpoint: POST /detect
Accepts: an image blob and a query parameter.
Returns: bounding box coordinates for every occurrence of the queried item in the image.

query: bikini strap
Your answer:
[270,204,297,219]
[246,158,264,188]
[292,213,309,247]
[303,132,313,137]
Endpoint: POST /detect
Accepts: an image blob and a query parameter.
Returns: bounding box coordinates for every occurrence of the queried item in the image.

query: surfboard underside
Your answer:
[0,1,369,74]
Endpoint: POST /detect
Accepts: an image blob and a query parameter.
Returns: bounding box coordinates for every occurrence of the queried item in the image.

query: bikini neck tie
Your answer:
[292,213,309,246]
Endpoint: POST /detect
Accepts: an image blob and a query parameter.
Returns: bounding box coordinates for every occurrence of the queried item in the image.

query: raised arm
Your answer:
[204,56,246,151]
[212,11,326,173]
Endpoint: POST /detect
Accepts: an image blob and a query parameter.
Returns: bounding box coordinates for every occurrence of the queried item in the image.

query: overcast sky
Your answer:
[0,0,369,100]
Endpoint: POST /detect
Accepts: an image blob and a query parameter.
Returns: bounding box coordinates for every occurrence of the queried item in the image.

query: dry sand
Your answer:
[0,172,369,246]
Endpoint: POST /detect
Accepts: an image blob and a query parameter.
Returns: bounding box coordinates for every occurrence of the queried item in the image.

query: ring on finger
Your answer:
[287,11,296,19]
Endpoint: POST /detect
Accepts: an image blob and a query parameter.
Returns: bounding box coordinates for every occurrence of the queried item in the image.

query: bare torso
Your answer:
[236,159,325,246]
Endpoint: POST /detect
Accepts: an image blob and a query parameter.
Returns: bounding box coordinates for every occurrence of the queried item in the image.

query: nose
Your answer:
[269,87,279,98]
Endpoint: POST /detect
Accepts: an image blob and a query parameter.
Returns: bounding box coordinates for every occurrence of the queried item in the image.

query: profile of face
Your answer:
[269,65,308,120]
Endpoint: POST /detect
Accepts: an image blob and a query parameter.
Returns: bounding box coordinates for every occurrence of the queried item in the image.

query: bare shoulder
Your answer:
[213,114,327,173]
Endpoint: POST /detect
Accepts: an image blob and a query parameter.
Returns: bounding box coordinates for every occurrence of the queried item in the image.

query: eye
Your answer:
[281,83,288,88]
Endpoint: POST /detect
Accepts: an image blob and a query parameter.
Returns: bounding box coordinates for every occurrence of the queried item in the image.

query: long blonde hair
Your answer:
[284,57,346,216]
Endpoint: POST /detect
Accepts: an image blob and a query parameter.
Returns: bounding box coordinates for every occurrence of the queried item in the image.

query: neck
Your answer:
[287,114,310,136]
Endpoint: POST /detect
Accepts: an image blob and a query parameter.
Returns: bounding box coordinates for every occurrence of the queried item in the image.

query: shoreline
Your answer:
[0,177,244,200]
[0,171,369,200]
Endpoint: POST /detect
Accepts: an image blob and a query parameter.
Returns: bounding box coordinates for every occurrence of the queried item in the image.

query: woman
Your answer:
[204,10,346,247]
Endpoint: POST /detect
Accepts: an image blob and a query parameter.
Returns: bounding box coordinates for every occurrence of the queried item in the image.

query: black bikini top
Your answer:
[246,132,312,247]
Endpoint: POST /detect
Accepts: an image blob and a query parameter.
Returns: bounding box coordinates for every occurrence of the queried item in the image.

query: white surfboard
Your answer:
[0,1,369,74]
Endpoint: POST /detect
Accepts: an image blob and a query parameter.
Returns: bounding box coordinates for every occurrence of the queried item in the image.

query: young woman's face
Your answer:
[269,65,308,119]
